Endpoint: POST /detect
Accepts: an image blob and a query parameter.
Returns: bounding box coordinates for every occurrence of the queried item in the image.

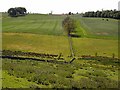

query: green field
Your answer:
[2,14,65,35]
[2,13,119,88]
[2,14,118,57]
[71,15,119,39]
[79,17,118,39]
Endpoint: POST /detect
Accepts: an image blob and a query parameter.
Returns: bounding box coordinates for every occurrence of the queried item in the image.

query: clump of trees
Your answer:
[62,16,76,36]
[68,12,74,15]
[8,7,27,17]
[62,16,76,58]
[83,9,120,19]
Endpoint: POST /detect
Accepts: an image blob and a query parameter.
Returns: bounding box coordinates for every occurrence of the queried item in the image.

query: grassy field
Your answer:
[2,14,118,57]
[2,33,70,56]
[2,14,65,36]
[79,17,118,39]
[2,58,119,88]
[2,13,119,88]
[71,16,118,39]
[2,33,118,57]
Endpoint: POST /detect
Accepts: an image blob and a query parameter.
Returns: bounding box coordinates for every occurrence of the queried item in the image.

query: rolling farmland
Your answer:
[2,13,119,88]
[2,14,118,57]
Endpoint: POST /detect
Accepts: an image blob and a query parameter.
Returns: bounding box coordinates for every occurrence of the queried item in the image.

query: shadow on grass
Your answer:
[1,55,69,64]
[70,34,81,38]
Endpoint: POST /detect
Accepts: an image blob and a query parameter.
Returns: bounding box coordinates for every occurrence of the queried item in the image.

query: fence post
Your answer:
[68,35,75,58]
[112,53,115,58]
[58,53,62,60]
[95,52,97,57]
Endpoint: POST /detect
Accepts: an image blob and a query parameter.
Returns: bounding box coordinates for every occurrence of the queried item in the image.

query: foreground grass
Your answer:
[3,70,35,88]
[2,58,119,88]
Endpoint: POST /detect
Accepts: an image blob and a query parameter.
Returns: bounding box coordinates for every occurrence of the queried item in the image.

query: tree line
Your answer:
[83,9,120,19]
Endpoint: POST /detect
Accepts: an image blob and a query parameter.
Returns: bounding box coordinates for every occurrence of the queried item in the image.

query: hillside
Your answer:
[2,13,119,88]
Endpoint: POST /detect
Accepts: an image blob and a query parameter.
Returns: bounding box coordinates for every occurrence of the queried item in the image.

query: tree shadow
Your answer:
[70,34,81,38]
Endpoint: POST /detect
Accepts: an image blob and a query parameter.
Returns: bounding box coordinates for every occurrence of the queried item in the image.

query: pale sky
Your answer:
[0,0,119,14]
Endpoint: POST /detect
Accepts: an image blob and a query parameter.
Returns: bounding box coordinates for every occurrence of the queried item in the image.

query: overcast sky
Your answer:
[0,0,119,14]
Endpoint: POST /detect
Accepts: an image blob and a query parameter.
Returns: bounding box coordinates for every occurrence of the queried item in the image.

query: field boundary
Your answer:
[1,50,119,64]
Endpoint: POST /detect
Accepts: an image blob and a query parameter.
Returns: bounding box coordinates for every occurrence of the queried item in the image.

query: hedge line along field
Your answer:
[2,13,119,88]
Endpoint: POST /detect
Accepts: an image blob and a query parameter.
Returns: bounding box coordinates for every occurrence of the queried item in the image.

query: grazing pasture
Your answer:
[79,17,118,39]
[2,14,118,57]
[2,33,118,57]
[2,14,65,35]
[2,13,119,88]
